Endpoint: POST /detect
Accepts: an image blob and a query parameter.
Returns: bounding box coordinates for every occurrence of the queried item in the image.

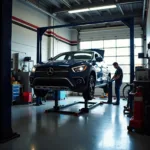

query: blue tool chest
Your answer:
[12,84,20,102]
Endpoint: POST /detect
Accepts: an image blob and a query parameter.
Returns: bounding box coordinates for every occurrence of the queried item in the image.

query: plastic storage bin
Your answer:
[23,92,32,103]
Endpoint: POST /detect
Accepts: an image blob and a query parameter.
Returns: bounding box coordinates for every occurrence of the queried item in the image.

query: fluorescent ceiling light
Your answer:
[68,5,116,14]
[68,9,89,13]
[89,5,116,11]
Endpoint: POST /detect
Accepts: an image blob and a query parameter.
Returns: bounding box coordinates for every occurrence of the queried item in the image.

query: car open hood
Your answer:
[82,49,105,58]
[38,59,87,68]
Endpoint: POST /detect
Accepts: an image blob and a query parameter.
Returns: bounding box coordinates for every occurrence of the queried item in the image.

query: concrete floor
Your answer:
[0,96,150,150]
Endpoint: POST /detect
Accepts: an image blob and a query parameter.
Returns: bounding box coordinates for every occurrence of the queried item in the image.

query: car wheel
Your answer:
[34,89,48,98]
[83,75,95,100]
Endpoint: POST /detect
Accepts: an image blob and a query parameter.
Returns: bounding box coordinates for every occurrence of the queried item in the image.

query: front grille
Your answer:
[36,66,69,78]
[35,71,69,77]
[36,67,48,72]
[36,66,69,72]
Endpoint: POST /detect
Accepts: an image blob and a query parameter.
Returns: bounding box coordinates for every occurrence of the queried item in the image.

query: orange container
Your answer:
[23,92,32,103]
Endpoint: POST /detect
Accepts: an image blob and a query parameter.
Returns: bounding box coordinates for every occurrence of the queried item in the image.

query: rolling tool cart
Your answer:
[127,86,144,133]
[132,81,150,135]
[123,83,135,115]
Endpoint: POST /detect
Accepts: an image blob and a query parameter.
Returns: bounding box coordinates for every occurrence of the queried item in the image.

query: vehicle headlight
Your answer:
[31,67,36,73]
[72,65,87,72]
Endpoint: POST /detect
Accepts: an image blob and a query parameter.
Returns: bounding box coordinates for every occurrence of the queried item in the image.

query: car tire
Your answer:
[83,74,95,100]
[34,89,48,98]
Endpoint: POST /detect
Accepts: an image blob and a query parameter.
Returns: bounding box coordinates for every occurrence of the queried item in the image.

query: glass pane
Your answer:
[104,48,116,56]
[104,40,116,48]
[104,57,116,65]
[74,53,92,60]
[123,74,130,82]
[117,39,130,47]
[117,48,130,56]
[92,41,103,49]
[135,57,143,66]
[107,65,116,74]
[55,54,66,60]
[117,57,130,64]
[119,65,130,73]
[135,38,142,47]
[135,47,143,55]
[80,41,91,49]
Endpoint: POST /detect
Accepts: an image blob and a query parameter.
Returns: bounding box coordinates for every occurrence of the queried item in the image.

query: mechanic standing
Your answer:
[112,62,123,105]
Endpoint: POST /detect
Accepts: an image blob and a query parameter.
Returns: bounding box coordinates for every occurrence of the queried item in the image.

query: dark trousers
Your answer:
[36,97,42,105]
[115,82,122,104]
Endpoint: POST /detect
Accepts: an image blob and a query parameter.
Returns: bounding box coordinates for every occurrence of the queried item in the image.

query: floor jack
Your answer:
[45,90,102,116]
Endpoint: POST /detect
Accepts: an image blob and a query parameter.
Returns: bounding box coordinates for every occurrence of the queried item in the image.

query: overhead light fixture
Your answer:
[89,5,116,11]
[68,5,116,14]
[69,8,89,14]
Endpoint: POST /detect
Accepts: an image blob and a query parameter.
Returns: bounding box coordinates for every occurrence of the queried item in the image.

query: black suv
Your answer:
[30,49,110,100]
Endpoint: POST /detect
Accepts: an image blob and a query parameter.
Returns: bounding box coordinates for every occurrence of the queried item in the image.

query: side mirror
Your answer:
[48,57,53,61]
[96,57,103,62]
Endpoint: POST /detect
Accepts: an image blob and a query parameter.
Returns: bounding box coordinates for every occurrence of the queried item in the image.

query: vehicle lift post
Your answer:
[107,81,112,104]
[45,90,102,116]
[101,81,112,104]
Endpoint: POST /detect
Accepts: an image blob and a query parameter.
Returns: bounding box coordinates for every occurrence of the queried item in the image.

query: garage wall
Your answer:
[12,0,78,68]
[71,29,78,51]
[49,19,71,57]
[12,0,49,67]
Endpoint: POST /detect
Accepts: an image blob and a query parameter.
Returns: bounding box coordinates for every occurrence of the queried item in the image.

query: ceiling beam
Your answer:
[74,0,80,5]
[76,13,85,20]
[130,4,133,12]
[95,11,102,16]
[68,11,142,23]
[107,10,112,15]
[88,0,92,3]
[68,14,76,19]
[85,12,91,16]
[61,0,71,8]
[53,0,142,13]
[60,0,84,21]
[47,0,61,8]
[117,4,124,15]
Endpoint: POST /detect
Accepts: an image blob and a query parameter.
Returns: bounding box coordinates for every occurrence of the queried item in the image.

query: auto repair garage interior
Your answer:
[1,0,150,149]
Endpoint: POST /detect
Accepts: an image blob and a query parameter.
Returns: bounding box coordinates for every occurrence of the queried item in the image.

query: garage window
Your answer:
[92,41,103,49]
[80,38,143,82]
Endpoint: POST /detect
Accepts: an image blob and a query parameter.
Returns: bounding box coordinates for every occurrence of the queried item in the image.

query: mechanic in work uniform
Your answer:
[112,62,123,105]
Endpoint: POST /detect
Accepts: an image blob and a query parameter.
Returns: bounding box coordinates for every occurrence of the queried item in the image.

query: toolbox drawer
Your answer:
[12,84,20,102]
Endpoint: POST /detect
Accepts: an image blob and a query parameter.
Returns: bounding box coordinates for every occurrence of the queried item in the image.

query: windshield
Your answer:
[53,52,93,61]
